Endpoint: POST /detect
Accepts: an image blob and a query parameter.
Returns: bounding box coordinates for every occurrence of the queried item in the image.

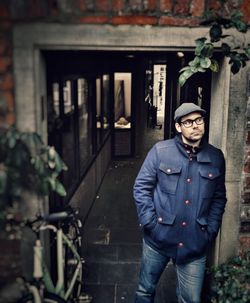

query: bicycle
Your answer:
[16,206,92,303]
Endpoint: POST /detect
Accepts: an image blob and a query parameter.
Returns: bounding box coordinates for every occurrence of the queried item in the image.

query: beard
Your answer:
[182,131,204,145]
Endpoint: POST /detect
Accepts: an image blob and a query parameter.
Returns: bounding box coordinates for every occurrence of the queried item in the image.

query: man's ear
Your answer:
[175,122,182,134]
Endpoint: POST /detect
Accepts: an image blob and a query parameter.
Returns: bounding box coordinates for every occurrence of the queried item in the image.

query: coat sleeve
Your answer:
[133,144,158,229]
[207,150,227,241]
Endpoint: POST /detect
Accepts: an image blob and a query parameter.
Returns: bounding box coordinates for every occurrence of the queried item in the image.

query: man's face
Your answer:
[175,112,205,146]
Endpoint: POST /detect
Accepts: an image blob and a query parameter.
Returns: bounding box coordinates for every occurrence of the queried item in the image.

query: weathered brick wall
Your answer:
[240,95,250,252]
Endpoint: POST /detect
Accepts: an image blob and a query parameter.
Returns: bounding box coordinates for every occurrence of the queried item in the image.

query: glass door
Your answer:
[113,72,132,157]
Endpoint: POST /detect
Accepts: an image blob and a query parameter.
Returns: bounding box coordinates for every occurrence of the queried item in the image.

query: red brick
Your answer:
[144,0,157,10]
[111,15,158,25]
[159,16,200,26]
[0,39,8,55]
[79,16,110,24]
[240,0,250,24]
[0,72,13,90]
[0,21,12,30]
[1,90,14,110]
[47,0,59,16]
[0,4,9,19]
[242,192,250,204]
[246,131,250,144]
[30,0,47,18]
[244,159,250,173]
[96,0,110,12]
[174,0,190,15]
[129,0,142,10]
[245,176,250,189]
[0,56,11,73]
[160,0,172,12]
[112,0,125,11]
[190,0,205,17]
[239,236,250,252]
[77,0,87,11]
[6,111,15,125]
[208,0,222,10]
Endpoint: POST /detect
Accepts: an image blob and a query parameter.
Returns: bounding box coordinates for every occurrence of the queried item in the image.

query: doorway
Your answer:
[44,50,212,207]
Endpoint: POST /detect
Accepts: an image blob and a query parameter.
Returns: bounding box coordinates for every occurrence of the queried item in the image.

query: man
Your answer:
[133,103,227,303]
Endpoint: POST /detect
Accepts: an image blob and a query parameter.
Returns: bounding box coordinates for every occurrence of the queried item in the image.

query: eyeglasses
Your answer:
[180,117,204,128]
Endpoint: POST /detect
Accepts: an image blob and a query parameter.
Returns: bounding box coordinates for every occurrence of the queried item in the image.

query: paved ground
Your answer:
[81,119,178,303]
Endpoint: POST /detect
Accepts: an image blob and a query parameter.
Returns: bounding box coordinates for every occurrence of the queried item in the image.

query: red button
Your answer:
[182,221,187,227]
[178,242,184,247]
[185,200,190,205]
[189,157,193,161]
[187,178,191,183]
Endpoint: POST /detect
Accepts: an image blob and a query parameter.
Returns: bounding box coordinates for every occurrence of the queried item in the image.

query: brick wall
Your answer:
[240,96,250,251]
[0,0,249,127]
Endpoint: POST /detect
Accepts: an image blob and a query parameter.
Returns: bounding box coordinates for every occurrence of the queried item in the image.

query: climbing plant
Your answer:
[210,251,250,303]
[179,9,250,86]
[0,126,67,228]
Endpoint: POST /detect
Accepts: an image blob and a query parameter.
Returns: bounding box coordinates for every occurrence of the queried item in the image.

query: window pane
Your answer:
[78,78,92,173]
[61,80,77,190]
[96,77,102,147]
[102,74,110,137]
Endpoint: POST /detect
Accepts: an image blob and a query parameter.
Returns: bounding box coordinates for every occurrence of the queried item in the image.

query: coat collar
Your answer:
[174,135,212,163]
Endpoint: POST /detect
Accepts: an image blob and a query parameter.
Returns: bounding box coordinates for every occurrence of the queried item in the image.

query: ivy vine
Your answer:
[179,10,250,87]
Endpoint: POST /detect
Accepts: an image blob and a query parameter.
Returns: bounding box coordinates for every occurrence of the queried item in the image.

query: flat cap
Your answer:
[174,103,206,121]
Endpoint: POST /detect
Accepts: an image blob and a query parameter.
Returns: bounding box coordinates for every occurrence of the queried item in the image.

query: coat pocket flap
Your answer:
[196,217,208,226]
[199,167,220,180]
[159,162,182,175]
[157,212,176,225]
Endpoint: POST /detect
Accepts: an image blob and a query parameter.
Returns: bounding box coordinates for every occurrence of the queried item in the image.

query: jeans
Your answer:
[135,241,206,303]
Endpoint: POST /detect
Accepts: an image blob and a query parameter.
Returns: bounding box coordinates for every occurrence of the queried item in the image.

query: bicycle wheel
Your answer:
[44,291,67,303]
[63,220,83,300]
[17,292,66,303]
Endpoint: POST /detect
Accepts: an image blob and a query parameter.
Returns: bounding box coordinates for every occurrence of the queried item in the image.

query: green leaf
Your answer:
[245,47,250,59]
[209,23,222,42]
[222,43,231,56]
[230,11,248,33]
[195,38,207,56]
[200,43,214,58]
[48,160,56,169]
[48,147,56,160]
[8,136,16,148]
[48,177,56,191]
[231,60,242,74]
[55,180,67,197]
[179,66,191,73]
[189,56,200,67]
[179,68,194,87]
[210,59,219,72]
[200,57,211,68]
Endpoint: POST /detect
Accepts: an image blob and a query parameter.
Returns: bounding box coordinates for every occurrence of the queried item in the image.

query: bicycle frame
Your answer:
[34,223,82,301]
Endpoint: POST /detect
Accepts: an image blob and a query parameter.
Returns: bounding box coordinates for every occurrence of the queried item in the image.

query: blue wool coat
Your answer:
[133,136,227,264]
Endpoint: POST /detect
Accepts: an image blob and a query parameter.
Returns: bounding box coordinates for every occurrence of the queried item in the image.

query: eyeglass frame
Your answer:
[180,116,205,128]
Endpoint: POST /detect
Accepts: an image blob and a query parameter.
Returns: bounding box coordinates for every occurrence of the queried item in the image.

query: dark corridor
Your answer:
[44,50,212,303]
[82,125,178,303]
[45,50,211,209]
